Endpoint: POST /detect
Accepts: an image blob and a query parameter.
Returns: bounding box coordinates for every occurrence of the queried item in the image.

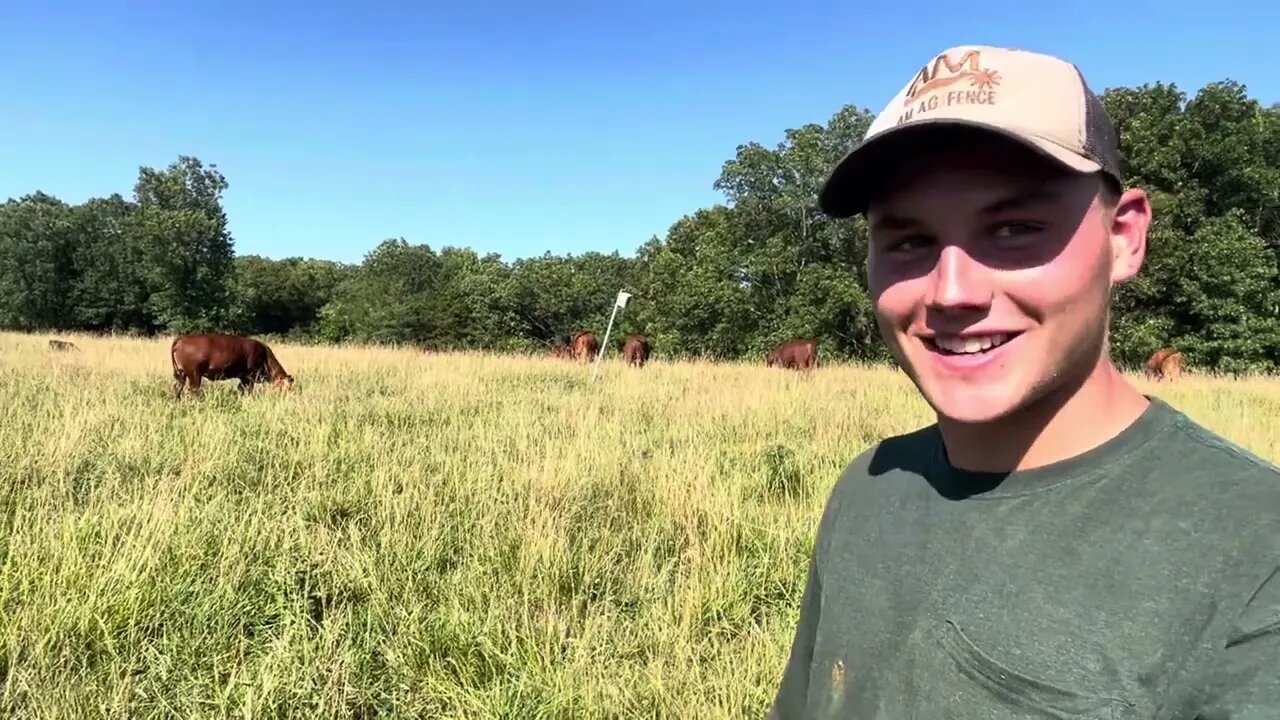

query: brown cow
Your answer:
[171,332,294,399]
[1145,348,1184,382]
[766,339,818,371]
[621,334,651,367]
[48,339,79,352]
[570,331,599,363]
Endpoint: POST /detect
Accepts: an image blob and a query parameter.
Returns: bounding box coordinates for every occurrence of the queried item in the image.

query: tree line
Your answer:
[2,78,1278,372]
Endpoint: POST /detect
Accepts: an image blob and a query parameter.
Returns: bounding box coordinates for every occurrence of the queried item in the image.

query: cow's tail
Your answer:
[169,336,183,377]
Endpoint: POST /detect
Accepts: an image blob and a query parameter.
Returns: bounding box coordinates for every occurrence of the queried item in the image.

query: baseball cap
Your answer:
[818,45,1124,218]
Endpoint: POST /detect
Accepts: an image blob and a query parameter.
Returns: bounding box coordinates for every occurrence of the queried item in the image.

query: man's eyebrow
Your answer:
[980,186,1062,215]
[869,213,922,234]
[870,184,1066,233]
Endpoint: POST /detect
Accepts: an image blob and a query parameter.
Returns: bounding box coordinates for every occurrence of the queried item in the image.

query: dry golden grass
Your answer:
[1,330,1277,718]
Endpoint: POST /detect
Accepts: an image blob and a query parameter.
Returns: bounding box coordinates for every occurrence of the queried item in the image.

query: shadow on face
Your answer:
[865,128,1110,294]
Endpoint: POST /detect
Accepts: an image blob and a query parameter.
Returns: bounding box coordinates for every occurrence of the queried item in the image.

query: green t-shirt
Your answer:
[769,396,1280,719]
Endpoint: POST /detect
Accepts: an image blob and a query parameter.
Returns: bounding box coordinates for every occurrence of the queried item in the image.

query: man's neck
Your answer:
[937,361,1151,473]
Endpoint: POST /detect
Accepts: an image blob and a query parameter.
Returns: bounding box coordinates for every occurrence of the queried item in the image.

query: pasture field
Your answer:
[2,331,1278,718]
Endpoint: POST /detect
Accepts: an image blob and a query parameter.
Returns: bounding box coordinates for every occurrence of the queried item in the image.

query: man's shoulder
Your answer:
[1168,406,1278,468]
[841,422,940,482]
[817,423,940,522]
[1153,399,1280,494]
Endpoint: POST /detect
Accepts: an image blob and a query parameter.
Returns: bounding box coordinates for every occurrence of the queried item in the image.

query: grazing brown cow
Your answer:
[48,339,79,352]
[1145,348,1184,382]
[621,334,651,367]
[171,332,294,399]
[570,331,599,363]
[766,339,818,371]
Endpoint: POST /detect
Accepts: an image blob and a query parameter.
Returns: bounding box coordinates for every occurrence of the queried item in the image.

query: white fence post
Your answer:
[592,290,631,381]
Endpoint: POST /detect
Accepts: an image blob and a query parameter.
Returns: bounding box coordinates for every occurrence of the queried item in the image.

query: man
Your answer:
[769,45,1280,718]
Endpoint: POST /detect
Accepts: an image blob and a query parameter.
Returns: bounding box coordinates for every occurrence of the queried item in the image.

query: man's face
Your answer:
[865,135,1136,425]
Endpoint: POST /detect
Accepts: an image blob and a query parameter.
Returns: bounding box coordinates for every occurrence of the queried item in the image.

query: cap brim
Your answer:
[817,120,1103,219]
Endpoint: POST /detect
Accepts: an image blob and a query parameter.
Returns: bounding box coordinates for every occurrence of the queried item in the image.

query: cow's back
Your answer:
[1160,350,1184,380]
[622,334,650,365]
[771,339,817,369]
[793,340,817,368]
[173,333,265,377]
[571,331,599,361]
[1145,348,1177,379]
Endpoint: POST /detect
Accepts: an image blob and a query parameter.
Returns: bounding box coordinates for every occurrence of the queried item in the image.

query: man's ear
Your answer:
[1108,187,1151,285]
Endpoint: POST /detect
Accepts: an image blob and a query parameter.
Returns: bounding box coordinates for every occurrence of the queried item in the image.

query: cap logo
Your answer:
[897,49,1001,125]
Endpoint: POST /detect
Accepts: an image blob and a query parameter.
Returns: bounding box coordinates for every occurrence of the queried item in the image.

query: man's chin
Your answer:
[914,379,1024,426]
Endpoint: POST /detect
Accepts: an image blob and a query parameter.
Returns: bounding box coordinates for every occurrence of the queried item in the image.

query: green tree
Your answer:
[131,156,236,332]
[230,255,350,336]
[71,194,152,332]
[0,192,78,330]
[1103,81,1280,372]
[631,206,758,359]
[317,239,443,346]
[508,251,638,347]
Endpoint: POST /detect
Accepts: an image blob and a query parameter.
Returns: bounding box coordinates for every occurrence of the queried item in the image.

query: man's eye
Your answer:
[992,222,1043,239]
[889,235,932,253]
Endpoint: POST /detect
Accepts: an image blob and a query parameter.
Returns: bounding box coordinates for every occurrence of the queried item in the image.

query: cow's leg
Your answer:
[172,373,185,400]
[238,379,254,395]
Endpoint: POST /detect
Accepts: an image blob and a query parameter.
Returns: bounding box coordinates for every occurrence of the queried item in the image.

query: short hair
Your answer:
[1098,172,1122,210]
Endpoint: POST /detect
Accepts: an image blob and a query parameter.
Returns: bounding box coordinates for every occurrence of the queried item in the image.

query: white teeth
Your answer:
[934,333,1009,354]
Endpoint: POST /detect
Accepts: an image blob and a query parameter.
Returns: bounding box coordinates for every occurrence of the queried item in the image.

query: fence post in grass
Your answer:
[592,290,631,381]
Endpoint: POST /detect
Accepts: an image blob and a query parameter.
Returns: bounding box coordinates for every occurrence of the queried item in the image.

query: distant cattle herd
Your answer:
[545,331,815,373]
[39,329,1190,398]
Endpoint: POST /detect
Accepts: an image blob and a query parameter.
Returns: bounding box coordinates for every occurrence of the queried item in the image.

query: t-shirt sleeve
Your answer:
[1202,566,1280,718]
[767,552,822,719]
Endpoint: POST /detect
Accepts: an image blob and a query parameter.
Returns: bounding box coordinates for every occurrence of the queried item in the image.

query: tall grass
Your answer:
[1,331,1277,718]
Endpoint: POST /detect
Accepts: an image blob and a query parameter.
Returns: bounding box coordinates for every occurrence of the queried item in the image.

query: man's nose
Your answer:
[925,245,992,311]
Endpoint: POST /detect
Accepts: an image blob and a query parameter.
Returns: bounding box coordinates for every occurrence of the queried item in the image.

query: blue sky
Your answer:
[2,0,1275,265]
